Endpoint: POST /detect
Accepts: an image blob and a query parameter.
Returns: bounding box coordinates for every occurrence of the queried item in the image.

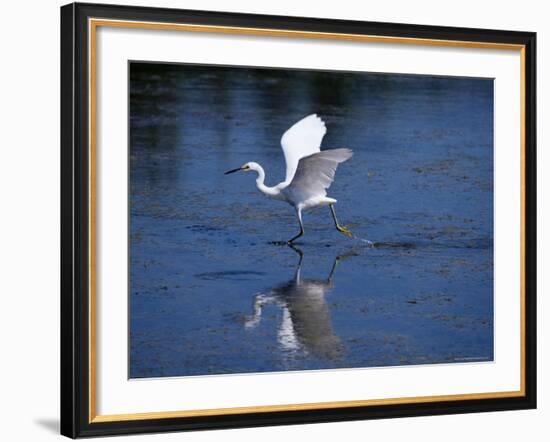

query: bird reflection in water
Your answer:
[244,245,356,363]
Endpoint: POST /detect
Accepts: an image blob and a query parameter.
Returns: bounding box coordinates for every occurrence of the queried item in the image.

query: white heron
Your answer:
[243,246,345,360]
[225,114,353,243]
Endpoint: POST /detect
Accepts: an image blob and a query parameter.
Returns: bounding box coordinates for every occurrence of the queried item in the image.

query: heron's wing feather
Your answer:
[281,114,326,183]
[288,148,353,200]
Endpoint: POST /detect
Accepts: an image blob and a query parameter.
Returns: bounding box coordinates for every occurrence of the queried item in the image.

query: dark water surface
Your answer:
[129,62,494,378]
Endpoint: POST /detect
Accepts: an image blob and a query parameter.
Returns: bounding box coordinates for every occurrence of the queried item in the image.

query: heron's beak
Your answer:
[224,167,242,175]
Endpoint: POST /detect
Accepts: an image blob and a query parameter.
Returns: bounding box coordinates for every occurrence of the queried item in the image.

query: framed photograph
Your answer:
[60,2,536,438]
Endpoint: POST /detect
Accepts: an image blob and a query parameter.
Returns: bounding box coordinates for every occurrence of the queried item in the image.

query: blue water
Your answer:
[129,63,494,378]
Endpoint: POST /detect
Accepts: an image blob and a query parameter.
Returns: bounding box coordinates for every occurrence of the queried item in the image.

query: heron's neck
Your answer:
[252,164,280,197]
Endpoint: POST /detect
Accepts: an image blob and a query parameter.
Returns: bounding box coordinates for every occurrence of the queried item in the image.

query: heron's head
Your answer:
[224,162,258,175]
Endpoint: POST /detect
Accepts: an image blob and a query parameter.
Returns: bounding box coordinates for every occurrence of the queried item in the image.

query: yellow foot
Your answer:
[337,225,353,238]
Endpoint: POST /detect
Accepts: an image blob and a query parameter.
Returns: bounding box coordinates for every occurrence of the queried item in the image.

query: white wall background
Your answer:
[0,0,546,440]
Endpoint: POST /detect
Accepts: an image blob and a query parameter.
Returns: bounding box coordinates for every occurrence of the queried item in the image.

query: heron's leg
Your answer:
[327,256,340,285]
[328,249,359,284]
[287,209,304,243]
[330,204,353,238]
[287,243,304,283]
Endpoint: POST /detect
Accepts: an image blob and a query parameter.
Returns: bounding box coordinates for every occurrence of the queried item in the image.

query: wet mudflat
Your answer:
[129,63,493,378]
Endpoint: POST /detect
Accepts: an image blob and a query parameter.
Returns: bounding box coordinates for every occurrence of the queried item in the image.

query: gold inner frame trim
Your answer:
[88,17,527,424]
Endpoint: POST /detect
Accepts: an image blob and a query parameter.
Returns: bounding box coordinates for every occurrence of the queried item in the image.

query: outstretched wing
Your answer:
[281,114,327,183]
[288,148,353,200]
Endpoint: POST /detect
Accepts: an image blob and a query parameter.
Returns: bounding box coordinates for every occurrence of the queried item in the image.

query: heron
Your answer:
[243,245,349,360]
[225,114,353,244]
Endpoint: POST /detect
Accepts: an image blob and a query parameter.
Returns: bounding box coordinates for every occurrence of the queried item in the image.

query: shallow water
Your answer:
[129,63,494,378]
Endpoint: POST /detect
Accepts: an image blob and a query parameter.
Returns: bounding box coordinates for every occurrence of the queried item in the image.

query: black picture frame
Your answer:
[61,2,537,438]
